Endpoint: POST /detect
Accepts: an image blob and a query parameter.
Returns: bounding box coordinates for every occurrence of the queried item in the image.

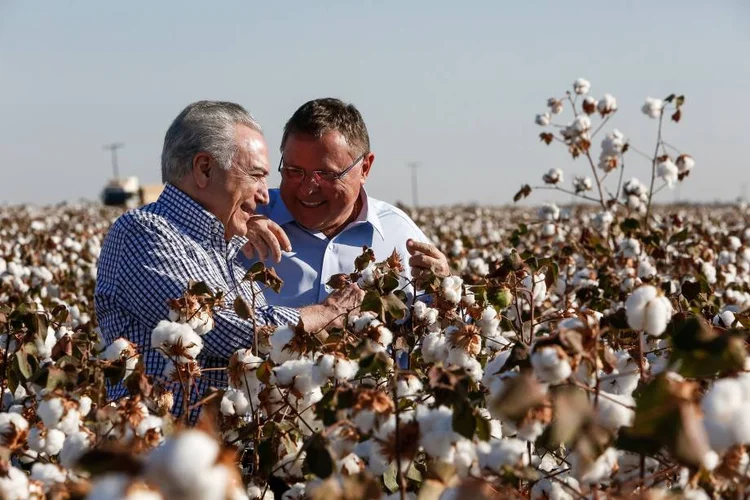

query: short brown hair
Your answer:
[281,98,370,156]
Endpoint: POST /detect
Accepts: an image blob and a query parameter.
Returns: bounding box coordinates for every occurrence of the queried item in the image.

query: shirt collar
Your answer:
[157,183,248,250]
[358,188,385,240]
[269,188,385,240]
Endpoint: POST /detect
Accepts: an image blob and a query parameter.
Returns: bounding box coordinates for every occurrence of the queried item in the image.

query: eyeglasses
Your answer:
[278,153,366,184]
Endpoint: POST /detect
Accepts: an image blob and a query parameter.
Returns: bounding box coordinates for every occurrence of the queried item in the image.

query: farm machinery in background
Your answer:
[100,142,163,208]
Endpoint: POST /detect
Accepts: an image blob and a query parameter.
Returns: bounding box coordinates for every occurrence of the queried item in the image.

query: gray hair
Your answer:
[161,100,263,183]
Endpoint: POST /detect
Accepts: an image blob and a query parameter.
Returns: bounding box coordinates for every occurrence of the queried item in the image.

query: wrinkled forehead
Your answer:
[235,126,269,174]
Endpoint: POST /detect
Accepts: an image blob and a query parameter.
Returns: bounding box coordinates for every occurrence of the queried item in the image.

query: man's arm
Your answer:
[103,215,300,360]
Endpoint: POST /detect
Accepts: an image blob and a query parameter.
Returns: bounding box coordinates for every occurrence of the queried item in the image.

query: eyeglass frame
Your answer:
[277,153,366,184]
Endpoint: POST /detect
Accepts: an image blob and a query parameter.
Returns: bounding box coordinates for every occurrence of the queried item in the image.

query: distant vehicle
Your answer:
[101,177,163,208]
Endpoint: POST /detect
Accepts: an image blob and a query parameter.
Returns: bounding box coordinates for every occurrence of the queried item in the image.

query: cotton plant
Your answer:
[2,153,749,499]
[521,77,694,228]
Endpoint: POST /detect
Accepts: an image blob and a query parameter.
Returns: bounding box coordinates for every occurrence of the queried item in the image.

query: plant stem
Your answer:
[645,111,665,226]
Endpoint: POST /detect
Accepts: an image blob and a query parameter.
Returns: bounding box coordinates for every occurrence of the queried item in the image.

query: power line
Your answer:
[103,142,125,178]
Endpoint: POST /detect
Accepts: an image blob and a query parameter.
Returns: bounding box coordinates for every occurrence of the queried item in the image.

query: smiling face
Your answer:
[197,124,270,240]
[279,131,372,236]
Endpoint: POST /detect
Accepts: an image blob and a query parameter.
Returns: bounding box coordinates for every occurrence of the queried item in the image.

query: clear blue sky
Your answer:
[1,1,748,206]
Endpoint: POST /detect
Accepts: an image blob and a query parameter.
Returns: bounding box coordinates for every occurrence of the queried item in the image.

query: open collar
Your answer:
[268,188,385,240]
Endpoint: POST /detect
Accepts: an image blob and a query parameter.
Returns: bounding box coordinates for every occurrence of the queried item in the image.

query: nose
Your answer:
[256,178,270,205]
[299,174,320,195]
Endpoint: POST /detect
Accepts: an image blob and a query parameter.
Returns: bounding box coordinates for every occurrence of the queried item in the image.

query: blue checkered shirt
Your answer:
[95,184,300,420]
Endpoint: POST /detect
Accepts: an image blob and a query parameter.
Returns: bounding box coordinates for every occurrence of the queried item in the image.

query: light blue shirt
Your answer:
[241,188,429,307]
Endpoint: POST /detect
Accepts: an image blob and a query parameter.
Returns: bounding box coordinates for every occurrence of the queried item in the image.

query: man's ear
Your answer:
[360,152,375,183]
[192,153,213,189]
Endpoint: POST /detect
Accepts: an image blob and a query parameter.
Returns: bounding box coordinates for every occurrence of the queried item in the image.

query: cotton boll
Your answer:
[38,397,65,429]
[348,311,379,333]
[531,345,572,384]
[441,276,463,304]
[522,272,547,306]
[543,168,564,185]
[0,465,30,500]
[539,203,560,222]
[413,301,439,326]
[601,351,643,396]
[446,348,483,382]
[30,462,67,491]
[657,158,679,187]
[29,427,66,456]
[246,483,275,500]
[547,98,564,115]
[417,406,459,461]
[481,350,512,389]
[572,115,591,134]
[642,97,663,119]
[625,285,673,336]
[701,378,744,452]
[421,332,449,363]
[573,78,591,95]
[314,354,359,384]
[150,320,203,363]
[535,112,551,126]
[220,388,252,417]
[619,238,641,259]
[531,476,581,500]
[676,154,695,174]
[144,430,229,500]
[477,437,529,471]
[713,310,742,328]
[87,474,162,500]
[595,392,635,431]
[281,483,306,500]
[396,375,423,400]
[597,93,617,116]
[59,430,93,469]
[570,447,618,484]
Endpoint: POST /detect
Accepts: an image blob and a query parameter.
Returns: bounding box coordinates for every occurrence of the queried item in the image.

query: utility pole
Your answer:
[407,161,420,208]
[104,143,125,179]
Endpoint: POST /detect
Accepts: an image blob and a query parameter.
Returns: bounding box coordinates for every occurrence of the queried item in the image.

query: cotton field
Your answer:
[3,79,750,499]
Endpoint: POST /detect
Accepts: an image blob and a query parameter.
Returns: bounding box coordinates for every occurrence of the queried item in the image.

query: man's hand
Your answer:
[241,215,291,264]
[407,239,450,283]
[324,282,365,318]
[299,283,365,331]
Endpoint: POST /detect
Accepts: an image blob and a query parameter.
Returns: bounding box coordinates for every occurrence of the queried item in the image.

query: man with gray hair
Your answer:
[95,101,362,420]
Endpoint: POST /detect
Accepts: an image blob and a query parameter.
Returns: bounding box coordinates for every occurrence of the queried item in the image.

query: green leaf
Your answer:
[15,343,39,380]
[382,293,407,321]
[233,296,252,320]
[354,247,376,272]
[619,218,640,234]
[360,290,384,319]
[382,273,400,295]
[452,403,476,439]
[188,281,213,296]
[669,229,689,245]
[664,93,676,103]
[475,413,491,441]
[383,464,399,493]
[77,448,144,477]
[406,462,422,482]
[681,281,701,302]
[669,314,746,378]
[302,433,334,479]
[488,287,512,309]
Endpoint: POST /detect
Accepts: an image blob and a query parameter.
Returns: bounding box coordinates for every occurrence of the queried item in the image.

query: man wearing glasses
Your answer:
[240,98,449,308]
